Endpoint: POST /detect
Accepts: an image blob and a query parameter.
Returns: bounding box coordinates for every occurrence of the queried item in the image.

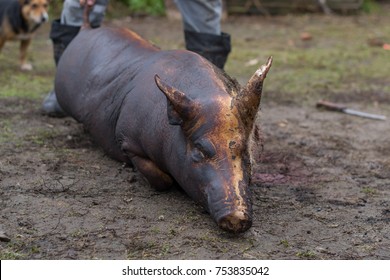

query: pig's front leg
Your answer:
[131,156,174,191]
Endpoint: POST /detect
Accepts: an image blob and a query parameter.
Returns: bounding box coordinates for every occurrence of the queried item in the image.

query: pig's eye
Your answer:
[191,140,216,162]
[192,147,206,162]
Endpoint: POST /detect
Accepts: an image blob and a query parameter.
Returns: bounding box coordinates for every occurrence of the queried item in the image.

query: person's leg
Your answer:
[174,0,222,34]
[42,0,109,117]
[174,0,231,69]
[61,0,109,28]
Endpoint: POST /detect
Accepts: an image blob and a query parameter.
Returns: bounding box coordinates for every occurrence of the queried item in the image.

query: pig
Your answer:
[55,23,272,233]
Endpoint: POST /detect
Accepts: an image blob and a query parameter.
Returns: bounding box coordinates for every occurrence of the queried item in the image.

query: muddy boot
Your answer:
[184,30,231,70]
[41,20,80,117]
[42,90,67,117]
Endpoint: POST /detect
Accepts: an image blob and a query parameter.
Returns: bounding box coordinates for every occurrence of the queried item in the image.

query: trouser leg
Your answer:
[60,0,109,27]
[184,30,231,70]
[174,0,231,69]
[50,19,80,66]
[174,0,222,34]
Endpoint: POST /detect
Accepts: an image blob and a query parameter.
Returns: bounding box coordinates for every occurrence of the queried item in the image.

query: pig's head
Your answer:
[155,57,272,233]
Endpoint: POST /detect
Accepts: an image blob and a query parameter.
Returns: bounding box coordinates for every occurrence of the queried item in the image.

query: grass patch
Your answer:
[0,119,14,144]
[0,74,52,99]
[362,187,376,195]
[296,250,316,259]
[227,13,390,105]
[0,240,29,260]
[0,248,26,260]
[279,239,290,248]
[24,128,60,146]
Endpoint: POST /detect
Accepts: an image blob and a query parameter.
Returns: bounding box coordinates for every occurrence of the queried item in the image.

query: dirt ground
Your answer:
[1,7,390,259]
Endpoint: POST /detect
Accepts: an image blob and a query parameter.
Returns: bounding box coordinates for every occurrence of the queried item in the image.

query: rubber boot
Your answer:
[41,20,80,117]
[184,30,231,70]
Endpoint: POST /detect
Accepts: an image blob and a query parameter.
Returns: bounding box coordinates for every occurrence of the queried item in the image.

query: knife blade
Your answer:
[316,100,387,121]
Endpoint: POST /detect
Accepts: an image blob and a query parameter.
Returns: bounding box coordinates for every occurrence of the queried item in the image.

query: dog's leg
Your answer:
[0,38,5,52]
[20,39,33,71]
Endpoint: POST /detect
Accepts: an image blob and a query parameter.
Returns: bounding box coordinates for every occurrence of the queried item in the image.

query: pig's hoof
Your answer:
[218,210,252,233]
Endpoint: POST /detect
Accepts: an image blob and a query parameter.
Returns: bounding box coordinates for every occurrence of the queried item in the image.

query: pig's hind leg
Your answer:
[131,156,174,191]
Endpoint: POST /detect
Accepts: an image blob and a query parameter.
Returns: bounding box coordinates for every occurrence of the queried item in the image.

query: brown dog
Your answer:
[0,0,49,70]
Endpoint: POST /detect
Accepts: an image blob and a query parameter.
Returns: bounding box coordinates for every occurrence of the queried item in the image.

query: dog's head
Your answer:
[20,0,49,25]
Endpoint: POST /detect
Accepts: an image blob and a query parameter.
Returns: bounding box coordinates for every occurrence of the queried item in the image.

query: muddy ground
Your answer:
[1,6,390,259]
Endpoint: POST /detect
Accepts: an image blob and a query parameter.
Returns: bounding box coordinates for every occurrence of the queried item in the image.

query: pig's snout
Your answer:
[217,210,252,233]
[207,184,252,233]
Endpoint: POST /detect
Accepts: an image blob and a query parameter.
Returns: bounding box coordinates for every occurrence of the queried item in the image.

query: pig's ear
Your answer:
[235,57,272,129]
[155,75,197,126]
